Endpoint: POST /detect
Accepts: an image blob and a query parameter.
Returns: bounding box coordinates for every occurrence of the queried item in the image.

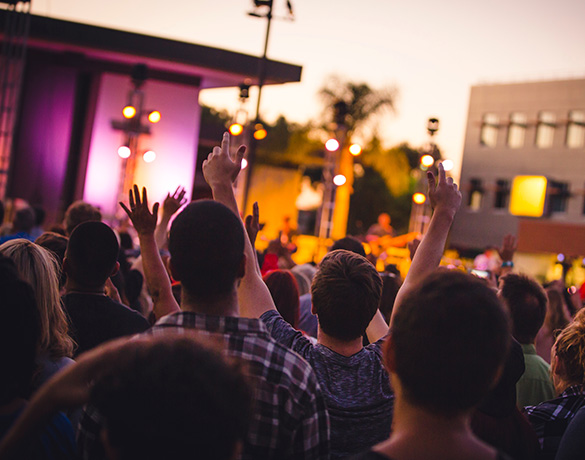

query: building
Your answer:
[0,9,301,225]
[451,78,585,268]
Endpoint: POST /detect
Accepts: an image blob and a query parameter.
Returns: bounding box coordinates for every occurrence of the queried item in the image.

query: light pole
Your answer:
[409,117,441,235]
[242,0,294,212]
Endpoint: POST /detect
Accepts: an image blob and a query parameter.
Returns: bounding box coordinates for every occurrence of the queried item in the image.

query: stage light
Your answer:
[117,146,131,159]
[421,155,434,167]
[229,123,244,136]
[413,192,426,204]
[148,110,161,123]
[349,143,362,156]
[123,105,136,119]
[325,139,340,152]
[241,158,248,169]
[143,150,156,163]
[333,174,346,186]
[442,159,454,171]
[253,123,267,140]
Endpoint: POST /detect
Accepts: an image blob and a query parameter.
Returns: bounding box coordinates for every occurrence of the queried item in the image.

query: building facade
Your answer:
[451,78,585,259]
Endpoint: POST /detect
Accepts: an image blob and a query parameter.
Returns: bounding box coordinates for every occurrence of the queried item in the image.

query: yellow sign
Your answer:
[509,176,547,217]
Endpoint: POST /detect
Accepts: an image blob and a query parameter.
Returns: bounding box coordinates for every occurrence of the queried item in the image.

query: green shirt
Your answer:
[517,343,556,408]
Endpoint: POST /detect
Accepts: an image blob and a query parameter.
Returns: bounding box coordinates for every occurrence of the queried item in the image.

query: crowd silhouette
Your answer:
[0,132,584,460]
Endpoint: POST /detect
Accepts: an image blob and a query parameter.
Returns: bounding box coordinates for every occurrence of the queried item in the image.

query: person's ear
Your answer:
[552,354,565,376]
[168,257,181,281]
[62,257,71,276]
[311,300,316,315]
[237,254,246,279]
[109,261,120,278]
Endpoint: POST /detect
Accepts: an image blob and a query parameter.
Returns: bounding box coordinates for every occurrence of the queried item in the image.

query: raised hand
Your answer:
[203,132,246,189]
[498,234,517,262]
[120,185,159,236]
[245,202,260,249]
[162,186,187,217]
[426,163,462,218]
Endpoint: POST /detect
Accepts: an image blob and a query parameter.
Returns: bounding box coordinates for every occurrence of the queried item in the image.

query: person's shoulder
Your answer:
[243,330,320,393]
[97,296,151,328]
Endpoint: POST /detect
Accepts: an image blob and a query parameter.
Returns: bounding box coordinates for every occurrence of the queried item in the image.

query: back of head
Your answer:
[545,288,570,332]
[331,236,366,257]
[90,334,252,460]
[13,207,35,233]
[36,232,69,289]
[263,270,300,327]
[391,270,510,416]
[311,249,382,341]
[0,254,40,404]
[169,201,244,301]
[0,239,73,358]
[500,274,548,344]
[553,309,585,386]
[64,201,102,236]
[66,221,119,289]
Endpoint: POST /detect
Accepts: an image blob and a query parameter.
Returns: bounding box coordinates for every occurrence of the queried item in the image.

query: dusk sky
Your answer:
[32,0,585,178]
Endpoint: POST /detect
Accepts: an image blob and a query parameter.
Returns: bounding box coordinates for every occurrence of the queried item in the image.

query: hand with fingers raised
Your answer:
[120,185,160,236]
[203,132,247,189]
[426,163,462,219]
[245,202,260,249]
[162,186,187,218]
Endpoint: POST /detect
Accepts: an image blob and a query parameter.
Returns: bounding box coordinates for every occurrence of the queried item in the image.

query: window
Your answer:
[507,112,527,148]
[494,179,510,209]
[535,111,555,148]
[480,114,499,147]
[566,110,585,148]
[468,179,484,211]
[548,181,570,213]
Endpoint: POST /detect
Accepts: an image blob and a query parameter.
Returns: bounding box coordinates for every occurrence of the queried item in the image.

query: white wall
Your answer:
[84,73,200,220]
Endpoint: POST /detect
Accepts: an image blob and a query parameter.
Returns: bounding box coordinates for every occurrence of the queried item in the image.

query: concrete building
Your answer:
[451,78,585,263]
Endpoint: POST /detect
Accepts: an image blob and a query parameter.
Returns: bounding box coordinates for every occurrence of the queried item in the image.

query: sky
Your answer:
[31,0,585,179]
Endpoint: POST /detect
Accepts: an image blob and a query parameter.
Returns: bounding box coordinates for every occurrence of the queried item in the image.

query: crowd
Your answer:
[0,132,584,460]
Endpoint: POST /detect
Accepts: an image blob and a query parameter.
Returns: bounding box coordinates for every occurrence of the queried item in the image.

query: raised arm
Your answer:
[390,163,461,325]
[154,186,187,249]
[202,132,276,318]
[120,186,180,319]
[366,163,461,341]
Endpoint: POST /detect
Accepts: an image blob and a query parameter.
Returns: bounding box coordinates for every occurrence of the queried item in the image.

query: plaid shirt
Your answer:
[524,384,585,459]
[78,312,330,460]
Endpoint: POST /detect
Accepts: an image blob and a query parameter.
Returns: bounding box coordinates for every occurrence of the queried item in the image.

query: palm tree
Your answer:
[319,76,396,137]
[318,77,397,239]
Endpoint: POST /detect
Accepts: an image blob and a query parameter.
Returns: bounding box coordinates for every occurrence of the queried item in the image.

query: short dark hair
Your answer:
[14,207,35,233]
[66,222,119,288]
[500,273,548,344]
[391,270,510,416]
[64,201,102,236]
[91,334,252,460]
[331,236,366,257]
[0,254,40,404]
[311,249,382,341]
[169,201,244,301]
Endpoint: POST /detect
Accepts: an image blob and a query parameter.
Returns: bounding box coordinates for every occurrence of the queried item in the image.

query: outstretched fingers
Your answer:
[235,145,246,168]
[437,162,446,183]
[221,131,230,157]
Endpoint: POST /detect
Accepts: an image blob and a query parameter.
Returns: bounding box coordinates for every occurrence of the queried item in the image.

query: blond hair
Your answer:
[553,308,585,386]
[0,239,75,358]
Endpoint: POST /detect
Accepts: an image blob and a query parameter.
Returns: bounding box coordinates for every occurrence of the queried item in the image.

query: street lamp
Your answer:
[242,0,294,211]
